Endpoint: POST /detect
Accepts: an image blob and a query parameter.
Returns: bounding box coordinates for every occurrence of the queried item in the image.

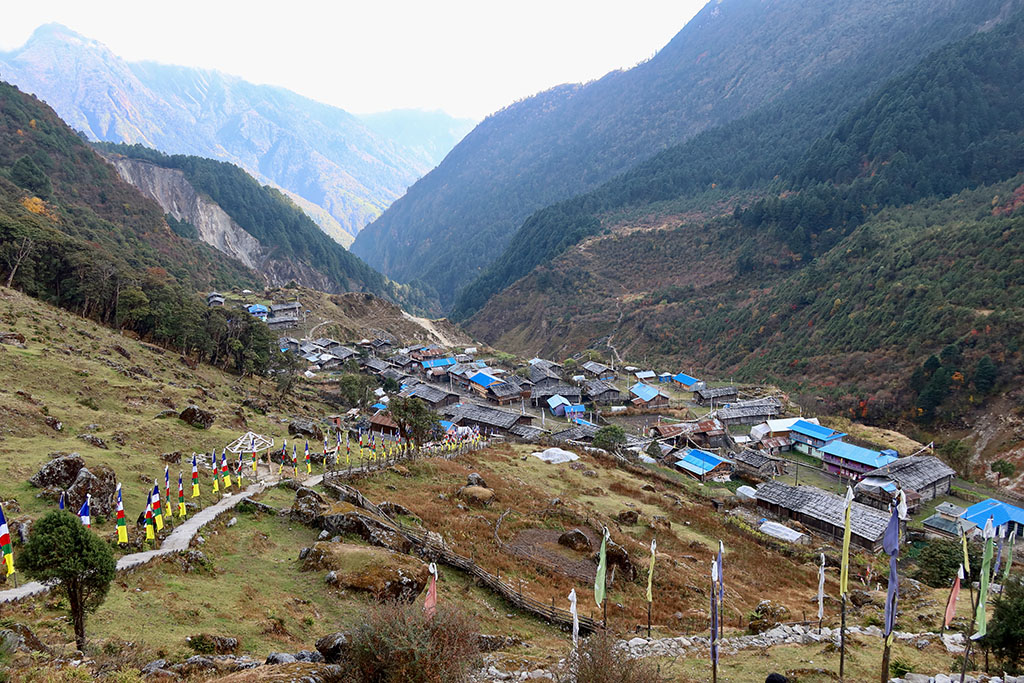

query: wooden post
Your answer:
[840,594,847,681]
[880,636,892,683]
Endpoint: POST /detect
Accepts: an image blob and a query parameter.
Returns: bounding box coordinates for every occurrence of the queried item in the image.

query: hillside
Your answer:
[358,109,477,167]
[95,144,440,314]
[465,9,1024,432]
[352,0,1019,307]
[0,24,439,240]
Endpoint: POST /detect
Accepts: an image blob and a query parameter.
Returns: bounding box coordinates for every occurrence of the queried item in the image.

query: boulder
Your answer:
[160,451,183,464]
[77,433,108,449]
[467,473,487,488]
[477,634,520,652]
[289,418,323,441]
[315,632,350,663]
[616,510,639,525]
[304,543,429,602]
[558,529,592,552]
[180,405,215,429]
[291,488,328,525]
[66,465,118,517]
[849,589,879,608]
[242,397,269,414]
[0,331,26,346]
[378,501,414,517]
[265,653,296,665]
[318,504,411,553]
[155,409,179,420]
[651,516,671,531]
[748,599,791,634]
[593,539,636,582]
[186,634,239,655]
[459,485,495,507]
[44,416,63,432]
[29,454,84,488]
[641,484,657,492]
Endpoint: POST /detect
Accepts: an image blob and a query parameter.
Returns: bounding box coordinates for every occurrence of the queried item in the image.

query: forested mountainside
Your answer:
[352,0,1019,308]
[95,144,440,314]
[358,109,477,167]
[0,24,435,241]
[452,0,1024,320]
[467,13,1024,425]
[0,80,279,372]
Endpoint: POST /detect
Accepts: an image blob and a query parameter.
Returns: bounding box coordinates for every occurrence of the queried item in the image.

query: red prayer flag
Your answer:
[944,565,962,629]
[423,563,438,619]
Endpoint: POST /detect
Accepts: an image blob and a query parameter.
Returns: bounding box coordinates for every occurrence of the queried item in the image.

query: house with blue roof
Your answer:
[961,498,1024,536]
[547,394,571,416]
[629,382,669,408]
[819,441,897,480]
[674,448,731,481]
[789,419,846,458]
[247,303,268,320]
[672,372,700,390]
[421,357,457,370]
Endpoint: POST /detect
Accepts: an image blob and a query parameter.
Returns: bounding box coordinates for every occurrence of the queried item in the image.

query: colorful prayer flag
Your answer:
[0,502,15,576]
[292,445,298,477]
[839,486,853,596]
[251,436,258,473]
[151,482,163,530]
[115,483,128,543]
[164,465,171,518]
[177,472,186,517]
[79,493,91,527]
[192,453,200,497]
[305,440,311,474]
[211,455,220,493]
[594,527,608,608]
[961,524,972,576]
[58,490,65,511]
[221,451,232,489]
[144,501,155,540]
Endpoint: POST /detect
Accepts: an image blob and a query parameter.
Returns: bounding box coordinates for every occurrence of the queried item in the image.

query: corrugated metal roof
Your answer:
[673,372,699,386]
[961,499,1024,528]
[635,370,656,380]
[789,419,845,441]
[547,395,571,409]
[422,357,457,369]
[674,449,727,476]
[820,441,896,469]
[470,372,499,387]
[629,382,660,402]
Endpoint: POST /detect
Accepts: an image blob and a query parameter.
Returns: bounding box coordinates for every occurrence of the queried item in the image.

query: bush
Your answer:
[557,630,665,683]
[989,576,1024,673]
[344,601,480,682]
[914,539,980,588]
[593,425,626,452]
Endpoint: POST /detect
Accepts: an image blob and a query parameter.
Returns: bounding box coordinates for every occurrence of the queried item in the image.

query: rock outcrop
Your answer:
[558,528,592,552]
[29,453,84,488]
[180,405,216,429]
[302,543,429,602]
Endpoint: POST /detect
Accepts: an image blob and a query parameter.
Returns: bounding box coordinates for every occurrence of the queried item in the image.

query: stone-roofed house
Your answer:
[581,360,616,380]
[399,383,460,409]
[488,381,525,406]
[359,357,388,375]
[716,397,782,426]
[529,360,563,389]
[583,380,622,405]
[509,424,546,442]
[755,481,890,551]
[442,403,532,435]
[732,449,785,482]
[530,383,582,407]
[856,456,955,505]
[693,386,738,406]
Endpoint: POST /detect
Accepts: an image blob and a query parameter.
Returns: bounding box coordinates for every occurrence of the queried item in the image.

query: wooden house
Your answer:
[732,449,785,482]
[583,380,622,405]
[582,361,616,380]
[755,481,890,551]
[629,382,669,409]
[856,456,955,505]
[693,386,738,406]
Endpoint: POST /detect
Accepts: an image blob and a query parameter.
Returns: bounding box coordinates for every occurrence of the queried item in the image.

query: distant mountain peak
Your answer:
[23,22,96,48]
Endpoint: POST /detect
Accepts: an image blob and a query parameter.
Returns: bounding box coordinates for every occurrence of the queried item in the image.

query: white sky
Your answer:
[0,1,707,120]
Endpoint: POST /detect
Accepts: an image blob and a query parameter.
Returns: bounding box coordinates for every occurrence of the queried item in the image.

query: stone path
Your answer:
[0,481,269,604]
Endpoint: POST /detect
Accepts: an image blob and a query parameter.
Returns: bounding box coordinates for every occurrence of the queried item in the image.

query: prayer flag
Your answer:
[594,527,608,608]
[993,524,1006,577]
[305,440,311,474]
[151,482,163,530]
[178,472,186,518]
[251,436,258,473]
[717,540,724,637]
[882,504,900,644]
[646,538,657,603]
[115,483,128,543]
[710,560,719,664]
[211,455,220,492]
[191,453,200,497]
[292,445,298,477]
[79,493,91,527]
[1003,528,1016,583]
[424,562,438,619]
[962,525,972,576]
[568,588,579,647]
[839,486,853,596]
[144,501,155,540]
[58,491,65,511]
[817,553,826,621]
[164,466,171,517]
[944,565,962,629]
[221,451,232,489]
[0,502,15,576]
[972,517,996,640]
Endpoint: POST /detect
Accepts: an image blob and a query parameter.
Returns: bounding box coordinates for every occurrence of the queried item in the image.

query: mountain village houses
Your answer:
[259,299,1022,555]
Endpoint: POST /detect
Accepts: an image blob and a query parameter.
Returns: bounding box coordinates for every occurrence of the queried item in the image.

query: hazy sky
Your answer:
[0,1,707,120]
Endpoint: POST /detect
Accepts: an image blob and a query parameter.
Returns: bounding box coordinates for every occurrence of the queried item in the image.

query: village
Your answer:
[245,292,1024,565]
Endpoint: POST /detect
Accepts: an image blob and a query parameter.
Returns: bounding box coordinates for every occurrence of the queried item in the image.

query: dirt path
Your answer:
[402,311,459,347]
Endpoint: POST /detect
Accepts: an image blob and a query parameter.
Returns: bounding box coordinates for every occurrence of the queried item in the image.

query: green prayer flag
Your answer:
[1003,528,1016,583]
[972,518,995,640]
[594,528,608,608]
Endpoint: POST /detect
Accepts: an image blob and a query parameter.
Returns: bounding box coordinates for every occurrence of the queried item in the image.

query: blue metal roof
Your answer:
[422,357,456,369]
[630,382,659,402]
[961,499,1024,529]
[789,419,845,442]
[673,372,699,386]
[469,372,499,387]
[247,304,268,314]
[371,402,387,411]
[565,404,585,414]
[439,420,454,431]
[820,441,896,469]
[674,449,726,476]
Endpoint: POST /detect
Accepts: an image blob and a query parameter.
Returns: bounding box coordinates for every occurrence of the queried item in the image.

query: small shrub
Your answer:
[76,397,99,410]
[890,656,913,677]
[187,633,216,655]
[558,630,666,683]
[344,601,480,682]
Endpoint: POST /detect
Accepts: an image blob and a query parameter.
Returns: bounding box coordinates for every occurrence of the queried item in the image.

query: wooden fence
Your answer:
[320,474,600,635]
